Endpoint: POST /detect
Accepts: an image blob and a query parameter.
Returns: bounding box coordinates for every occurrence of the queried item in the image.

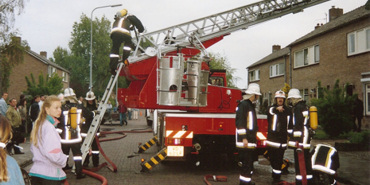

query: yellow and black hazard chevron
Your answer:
[141,147,167,172]
[138,136,158,153]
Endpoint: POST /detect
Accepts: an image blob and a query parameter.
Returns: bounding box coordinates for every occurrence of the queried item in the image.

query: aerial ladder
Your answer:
[80,0,330,168]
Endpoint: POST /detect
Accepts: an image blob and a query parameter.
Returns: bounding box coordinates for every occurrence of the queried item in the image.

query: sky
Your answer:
[13,0,368,89]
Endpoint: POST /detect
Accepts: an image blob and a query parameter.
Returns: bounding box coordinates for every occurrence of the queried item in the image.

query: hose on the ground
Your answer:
[82,169,108,185]
[203,175,227,185]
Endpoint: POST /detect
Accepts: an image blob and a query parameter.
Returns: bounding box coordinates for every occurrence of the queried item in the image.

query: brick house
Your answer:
[7,37,70,100]
[247,6,370,120]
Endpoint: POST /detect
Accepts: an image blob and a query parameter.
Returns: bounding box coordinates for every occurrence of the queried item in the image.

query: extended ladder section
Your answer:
[129,0,329,63]
[80,63,124,164]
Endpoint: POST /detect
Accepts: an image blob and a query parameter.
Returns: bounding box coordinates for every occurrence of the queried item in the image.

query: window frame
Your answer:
[347,26,370,56]
[294,45,320,68]
[48,66,56,77]
[62,72,68,82]
[269,63,285,78]
[249,69,260,82]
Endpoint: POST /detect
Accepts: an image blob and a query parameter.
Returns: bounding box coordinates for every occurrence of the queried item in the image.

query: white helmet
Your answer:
[85,91,96,101]
[57,93,64,101]
[274,90,286,98]
[288,88,301,99]
[64,88,76,97]
[245,83,261,95]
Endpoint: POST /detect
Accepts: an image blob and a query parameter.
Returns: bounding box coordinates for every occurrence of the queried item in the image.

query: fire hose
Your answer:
[203,175,227,185]
[78,129,151,184]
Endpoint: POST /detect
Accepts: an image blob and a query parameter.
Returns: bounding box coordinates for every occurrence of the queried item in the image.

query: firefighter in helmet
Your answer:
[266,90,291,183]
[57,88,94,179]
[235,83,261,185]
[311,144,340,185]
[81,91,100,168]
[109,9,145,75]
[287,88,314,185]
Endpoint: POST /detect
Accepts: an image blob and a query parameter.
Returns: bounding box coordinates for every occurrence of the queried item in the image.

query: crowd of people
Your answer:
[0,86,142,184]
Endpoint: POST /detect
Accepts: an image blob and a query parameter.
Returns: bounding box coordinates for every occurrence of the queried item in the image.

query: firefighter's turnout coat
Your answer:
[266,103,291,180]
[288,101,312,149]
[311,144,340,175]
[235,99,258,149]
[288,100,314,184]
[110,14,145,73]
[57,100,94,144]
[111,14,144,37]
[267,104,291,148]
[235,99,258,184]
[311,144,340,185]
[81,100,98,138]
[56,99,95,175]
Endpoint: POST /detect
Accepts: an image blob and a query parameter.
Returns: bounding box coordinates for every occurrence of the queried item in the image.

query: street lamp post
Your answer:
[90,4,122,91]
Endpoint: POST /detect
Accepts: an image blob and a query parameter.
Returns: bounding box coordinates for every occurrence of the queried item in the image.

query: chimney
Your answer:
[272,45,281,52]
[329,6,343,21]
[40,51,47,58]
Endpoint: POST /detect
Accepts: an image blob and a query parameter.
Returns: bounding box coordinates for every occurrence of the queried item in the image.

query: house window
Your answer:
[314,45,320,63]
[346,85,354,96]
[249,69,260,82]
[294,45,320,68]
[303,89,309,102]
[347,26,370,56]
[62,72,68,82]
[48,66,56,77]
[269,63,284,77]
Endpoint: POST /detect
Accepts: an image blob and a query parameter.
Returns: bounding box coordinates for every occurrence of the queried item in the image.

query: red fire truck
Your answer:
[80,0,329,171]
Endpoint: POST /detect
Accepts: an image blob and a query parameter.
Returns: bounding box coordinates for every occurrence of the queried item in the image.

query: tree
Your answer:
[54,14,112,97]
[0,37,27,93]
[0,0,25,43]
[0,0,27,92]
[208,52,238,88]
[311,80,356,137]
[24,73,64,97]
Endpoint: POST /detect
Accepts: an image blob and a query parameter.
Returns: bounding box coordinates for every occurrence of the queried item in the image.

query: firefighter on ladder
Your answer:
[235,83,261,185]
[109,9,145,75]
[266,90,291,184]
[57,88,94,179]
[287,88,314,185]
[81,91,100,168]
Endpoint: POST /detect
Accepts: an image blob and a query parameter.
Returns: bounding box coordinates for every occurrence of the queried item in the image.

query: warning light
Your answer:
[141,158,145,163]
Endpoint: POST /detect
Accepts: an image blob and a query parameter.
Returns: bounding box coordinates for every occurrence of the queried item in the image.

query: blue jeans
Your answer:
[120,112,127,125]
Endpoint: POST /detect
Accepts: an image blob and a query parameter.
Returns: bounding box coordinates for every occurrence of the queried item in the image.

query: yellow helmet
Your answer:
[115,9,127,19]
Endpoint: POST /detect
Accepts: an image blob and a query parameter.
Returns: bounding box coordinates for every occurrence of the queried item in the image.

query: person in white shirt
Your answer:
[0,92,8,116]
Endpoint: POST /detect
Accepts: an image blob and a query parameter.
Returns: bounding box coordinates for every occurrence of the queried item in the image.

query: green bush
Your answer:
[311,80,356,137]
[344,131,370,145]
[313,127,330,140]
